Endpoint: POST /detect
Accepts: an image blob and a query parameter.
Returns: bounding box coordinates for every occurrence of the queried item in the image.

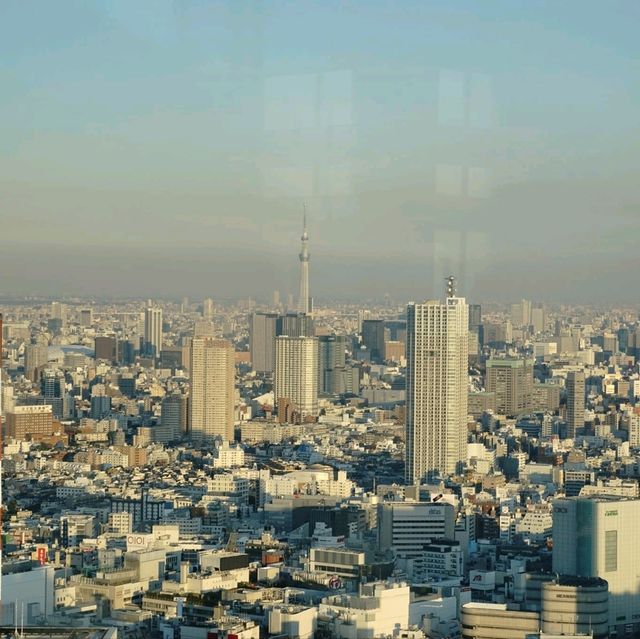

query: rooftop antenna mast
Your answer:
[446,275,457,298]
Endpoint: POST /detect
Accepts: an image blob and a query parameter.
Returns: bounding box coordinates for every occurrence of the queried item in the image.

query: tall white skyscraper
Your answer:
[406,277,469,483]
[274,336,318,419]
[189,337,235,442]
[144,307,163,358]
[297,212,310,315]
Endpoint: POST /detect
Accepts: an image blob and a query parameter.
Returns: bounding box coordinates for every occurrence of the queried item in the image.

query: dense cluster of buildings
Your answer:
[2,225,640,639]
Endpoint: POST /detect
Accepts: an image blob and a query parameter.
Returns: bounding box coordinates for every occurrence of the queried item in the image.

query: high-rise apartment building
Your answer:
[485,358,534,416]
[143,307,163,358]
[249,312,278,374]
[362,319,386,363]
[194,320,215,338]
[405,279,469,482]
[274,336,318,419]
[202,298,214,320]
[24,343,48,382]
[552,496,640,635]
[276,312,314,338]
[566,370,585,438]
[51,301,66,325]
[79,308,93,327]
[318,335,347,395]
[158,392,188,443]
[189,337,235,442]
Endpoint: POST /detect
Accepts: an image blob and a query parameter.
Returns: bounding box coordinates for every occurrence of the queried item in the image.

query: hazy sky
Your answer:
[2,0,639,303]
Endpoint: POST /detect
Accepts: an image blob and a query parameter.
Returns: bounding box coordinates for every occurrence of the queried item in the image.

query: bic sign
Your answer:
[605,510,618,517]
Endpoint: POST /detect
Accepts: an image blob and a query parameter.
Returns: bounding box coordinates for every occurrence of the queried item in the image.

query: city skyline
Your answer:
[2,3,640,638]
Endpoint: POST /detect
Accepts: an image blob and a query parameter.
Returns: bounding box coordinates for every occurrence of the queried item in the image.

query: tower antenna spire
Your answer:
[446,275,457,298]
[298,204,310,314]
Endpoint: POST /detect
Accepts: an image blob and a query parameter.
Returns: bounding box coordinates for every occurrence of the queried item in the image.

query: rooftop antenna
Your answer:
[446,275,457,298]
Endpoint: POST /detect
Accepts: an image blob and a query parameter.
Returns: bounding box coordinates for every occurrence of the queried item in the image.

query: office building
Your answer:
[552,496,640,635]
[95,336,117,362]
[566,370,585,438]
[189,337,235,442]
[90,395,112,420]
[405,278,469,482]
[468,304,482,330]
[385,319,407,343]
[47,317,64,336]
[531,382,561,412]
[40,370,67,419]
[378,501,455,558]
[362,319,386,363]
[143,306,163,359]
[510,299,531,328]
[118,374,136,399]
[160,347,184,369]
[117,339,136,365]
[249,312,278,373]
[531,306,546,333]
[6,405,54,440]
[274,336,318,420]
[485,358,534,416]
